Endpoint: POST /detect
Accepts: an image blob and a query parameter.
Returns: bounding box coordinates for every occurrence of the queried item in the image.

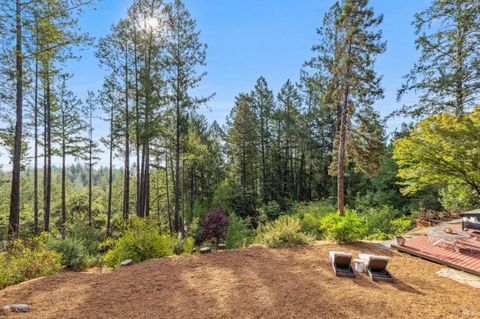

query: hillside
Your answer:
[0,242,477,319]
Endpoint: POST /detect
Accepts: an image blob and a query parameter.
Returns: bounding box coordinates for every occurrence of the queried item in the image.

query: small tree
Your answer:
[393,107,480,199]
[201,208,229,247]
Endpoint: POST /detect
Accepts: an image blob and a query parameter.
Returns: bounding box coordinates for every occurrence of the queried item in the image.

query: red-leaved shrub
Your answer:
[201,208,229,246]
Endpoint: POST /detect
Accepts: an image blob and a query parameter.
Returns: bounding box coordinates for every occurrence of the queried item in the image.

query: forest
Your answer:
[0,0,479,291]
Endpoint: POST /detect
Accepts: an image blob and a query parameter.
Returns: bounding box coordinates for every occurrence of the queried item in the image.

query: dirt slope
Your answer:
[0,242,478,319]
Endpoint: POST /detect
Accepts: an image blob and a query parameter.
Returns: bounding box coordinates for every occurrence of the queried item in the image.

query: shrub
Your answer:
[225,214,254,249]
[66,221,103,255]
[256,215,314,248]
[173,237,195,255]
[289,202,336,239]
[301,213,324,239]
[187,217,202,244]
[361,206,413,239]
[389,217,412,236]
[319,211,367,242]
[201,208,229,246]
[259,201,283,221]
[102,219,175,268]
[0,236,61,289]
[48,238,90,271]
[292,202,336,219]
[439,183,480,211]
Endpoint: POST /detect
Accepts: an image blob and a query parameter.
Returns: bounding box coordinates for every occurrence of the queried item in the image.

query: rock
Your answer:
[120,259,133,267]
[0,305,10,314]
[11,304,31,312]
[200,247,212,254]
[217,243,226,250]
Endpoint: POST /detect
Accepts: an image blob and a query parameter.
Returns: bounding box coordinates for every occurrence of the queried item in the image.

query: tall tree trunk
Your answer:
[107,108,114,236]
[88,130,93,226]
[165,151,172,235]
[259,105,267,203]
[454,0,464,117]
[138,144,146,217]
[44,73,52,232]
[43,84,47,231]
[8,0,23,238]
[189,165,194,223]
[61,133,66,239]
[241,139,246,198]
[33,19,39,235]
[145,151,150,217]
[337,36,352,216]
[174,91,181,234]
[156,171,160,218]
[337,106,347,216]
[123,47,130,220]
[133,26,141,218]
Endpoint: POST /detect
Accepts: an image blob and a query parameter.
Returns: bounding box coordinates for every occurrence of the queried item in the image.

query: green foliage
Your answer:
[293,202,336,218]
[291,202,337,239]
[0,236,61,289]
[66,221,103,255]
[225,214,254,249]
[48,238,91,271]
[361,206,413,240]
[394,109,480,201]
[439,183,480,211]
[102,218,175,268]
[362,206,400,236]
[187,217,202,244]
[259,200,283,221]
[256,216,313,248]
[389,217,412,236]
[173,237,195,256]
[212,179,236,213]
[319,211,367,243]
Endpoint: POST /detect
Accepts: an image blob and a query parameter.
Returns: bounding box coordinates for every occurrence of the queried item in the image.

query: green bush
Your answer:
[319,210,367,242]
[256,216,314,248]
[289,202,336,239]
[102,218,175,268]
[0,236,61,289]
[48,238,90,271]
[259,201,283,221]
[301,212,324,239]
[361,206,413,239]
[225,214,254,249]
[439,183,480,211]
[187,217,202,244]
[292,202,336,219]
[66,221,103,255]
[389,217,412,236]
[173,237,195,255]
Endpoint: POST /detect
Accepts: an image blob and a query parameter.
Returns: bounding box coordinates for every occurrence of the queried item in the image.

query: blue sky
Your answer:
[65,0,428,166]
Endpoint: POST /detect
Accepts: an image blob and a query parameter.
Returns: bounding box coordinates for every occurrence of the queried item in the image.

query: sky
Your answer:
[4,0,431,168]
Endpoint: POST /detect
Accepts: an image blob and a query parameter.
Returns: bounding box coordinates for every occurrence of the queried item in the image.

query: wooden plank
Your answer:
[392,244,480,277]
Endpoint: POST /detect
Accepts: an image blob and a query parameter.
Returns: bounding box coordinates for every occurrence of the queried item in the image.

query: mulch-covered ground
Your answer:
[0,242,478,319]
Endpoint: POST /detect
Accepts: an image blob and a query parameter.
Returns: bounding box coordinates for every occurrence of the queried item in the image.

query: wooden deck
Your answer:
[392,235,480,276]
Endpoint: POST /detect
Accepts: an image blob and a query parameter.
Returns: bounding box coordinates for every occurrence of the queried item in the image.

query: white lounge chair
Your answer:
[358,254,394,282]
[329,251,355,278]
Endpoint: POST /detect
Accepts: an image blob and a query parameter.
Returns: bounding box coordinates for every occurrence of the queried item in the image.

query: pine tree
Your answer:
[164,0,210,234]
[252,77,274,203]
[99,75,121,235]
[276,80,302,200]
[55,74,87,238]
[331,0,385,215]
[227,93,258,217]
[397,0,480,117]
[85,92,100,229]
